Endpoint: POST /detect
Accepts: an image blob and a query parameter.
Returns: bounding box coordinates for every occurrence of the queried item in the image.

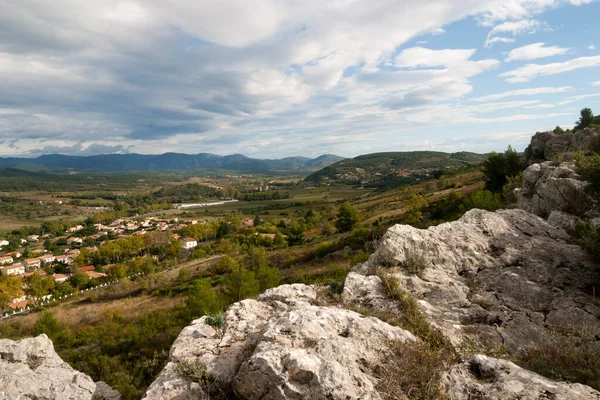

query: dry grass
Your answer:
[1,295,185,336]
[376,339,452,400]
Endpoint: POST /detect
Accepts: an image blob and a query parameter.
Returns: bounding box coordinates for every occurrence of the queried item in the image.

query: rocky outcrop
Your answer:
[145,208,600,399]
[143,284,416,400]
[516,161,597,219]
[527,128,598,160]
[0,334,96,400]
[346,208,599,352]
[443,355,600,400]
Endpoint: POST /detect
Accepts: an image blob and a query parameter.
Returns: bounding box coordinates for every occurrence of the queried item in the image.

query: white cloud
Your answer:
[0,0,595,157]
[590,44,596,50]
[593,81,600,86]
[559,93,600,105]
[505,42,569,61]
[500,55,600,82]
[395,47,477,68]
[486,37,517,46]
[485,19,540,47]
[471,86,573,102]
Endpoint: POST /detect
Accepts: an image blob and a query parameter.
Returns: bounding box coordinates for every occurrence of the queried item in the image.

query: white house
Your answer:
[52,273,69,283]
[182,237,198,249]
[68,225,84,233]
[1,263,25,276]
[27,235,39,242]
[0,239,9,248]
[0,256,14,265]
[67,237,83,247]
[39,254,56,264]
[25,258,41,269]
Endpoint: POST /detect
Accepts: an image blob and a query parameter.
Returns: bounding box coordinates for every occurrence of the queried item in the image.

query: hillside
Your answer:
[304,151,487,187]
[0,153,344,174]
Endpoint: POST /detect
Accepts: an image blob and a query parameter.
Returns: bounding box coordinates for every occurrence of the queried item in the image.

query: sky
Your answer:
[1,0,599,159]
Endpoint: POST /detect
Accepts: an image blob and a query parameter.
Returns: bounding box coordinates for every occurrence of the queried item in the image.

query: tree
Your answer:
[23,274,55,305]
[482,145,526,193]
[0,276,22,315]
[575,108,594,130]
[253,215,264,227]
[286,221,305,246]
[70,269,90,289]
[335,202,360,232]
[254,262,280,292]
[224,265,260,303]
[34,311,63,340]
[186,278,221,317]
[553,125,566,135]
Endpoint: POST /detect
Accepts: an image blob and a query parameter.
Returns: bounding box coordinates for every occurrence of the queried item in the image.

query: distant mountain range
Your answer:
[0,153,344,174]
[304,151,487,187]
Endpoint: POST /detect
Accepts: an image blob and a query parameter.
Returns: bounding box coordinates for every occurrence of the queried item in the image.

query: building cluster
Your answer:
[1,216,206,313]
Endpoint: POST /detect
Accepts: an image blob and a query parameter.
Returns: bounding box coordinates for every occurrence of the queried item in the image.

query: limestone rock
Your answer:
[516,161,596,218]
[94,382,122,400]
[143,284,416,400]
[443,355,600,400]
[0,334,96,400]
[544,134,573,159]
[547,210,577,230]
[348,209,599,352]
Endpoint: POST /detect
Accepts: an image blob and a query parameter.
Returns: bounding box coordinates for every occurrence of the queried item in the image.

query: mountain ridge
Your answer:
[0,153,344,174]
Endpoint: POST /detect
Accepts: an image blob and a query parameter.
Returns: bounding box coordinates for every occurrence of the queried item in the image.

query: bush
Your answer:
[482,146,526,193]
[400,248,429,277]
[575,152,600,197]
[571,219,600,261]
[205,313,226,329]
[575,108,594,130]
[516,331,600,391]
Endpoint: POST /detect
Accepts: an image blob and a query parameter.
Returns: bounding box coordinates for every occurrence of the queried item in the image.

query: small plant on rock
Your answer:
[205,313,226,330]
[400,247,429,277]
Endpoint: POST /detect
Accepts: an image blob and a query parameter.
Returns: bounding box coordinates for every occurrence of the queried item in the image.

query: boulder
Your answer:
[443,355,600,400]
[94,382,122,400]
[544,134,573,159]
[143,284,416,400]
[517,161,596,218]
[345,209,600,352]
[0,334,96,400]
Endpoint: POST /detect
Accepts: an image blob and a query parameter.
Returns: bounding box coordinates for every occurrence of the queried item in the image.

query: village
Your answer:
[0,215,216,316]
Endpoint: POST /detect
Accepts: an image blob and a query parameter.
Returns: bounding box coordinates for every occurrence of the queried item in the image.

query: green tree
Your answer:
[253,215,264,227]
[286,221,305,246]
[186,278,221,317]
[224,265,260,303]
[23,274,55,305]
[34,311,63,340]
[482,145,526,192]
[273,231,286,247]
[575,108,594,130]
[553,125,566,134]
[0,276,22,315]
[335,202,360,232]
[70,269,90,289]
[254,261,280,292]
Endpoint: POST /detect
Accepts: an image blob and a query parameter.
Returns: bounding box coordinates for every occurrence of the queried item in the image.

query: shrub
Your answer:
[571,219,600,261]
[575,152,600,197]
[400,248,429,277]
[482,146,526,193]
[515,331,600,391]
[376,339,453,400]
[175,358,210,384]
[575,108,594,130]
[376,268,449,350]
[205,313,226,329]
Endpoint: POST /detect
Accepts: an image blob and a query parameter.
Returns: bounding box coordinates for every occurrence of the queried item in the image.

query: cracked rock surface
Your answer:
[347,208,600,353]
[142,284,416,400]
[443,355,600,400]
[0,334,96,400]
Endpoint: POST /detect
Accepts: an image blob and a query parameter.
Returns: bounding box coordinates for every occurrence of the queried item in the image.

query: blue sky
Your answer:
[0,0,599,158]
